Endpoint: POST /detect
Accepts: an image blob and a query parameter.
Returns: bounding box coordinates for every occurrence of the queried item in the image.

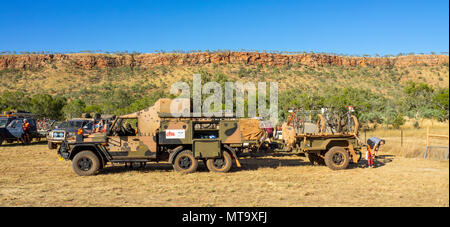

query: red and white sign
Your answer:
[165,129,185,139]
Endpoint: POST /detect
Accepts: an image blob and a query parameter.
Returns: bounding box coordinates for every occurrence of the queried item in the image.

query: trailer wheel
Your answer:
[72,150,100,176]
[173,150,198,174]
[324,146,350,170]
[206,151,232,173]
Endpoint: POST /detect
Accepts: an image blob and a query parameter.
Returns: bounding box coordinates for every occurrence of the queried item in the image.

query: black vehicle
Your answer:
[47,119,94,149]
[0,118,39,145]
[0,116,17,128]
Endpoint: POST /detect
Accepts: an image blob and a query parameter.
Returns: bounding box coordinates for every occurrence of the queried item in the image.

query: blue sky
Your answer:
[0,0,448,55]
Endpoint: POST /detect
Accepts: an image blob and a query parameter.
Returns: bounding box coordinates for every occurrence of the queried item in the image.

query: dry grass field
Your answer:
[0,124,448,207]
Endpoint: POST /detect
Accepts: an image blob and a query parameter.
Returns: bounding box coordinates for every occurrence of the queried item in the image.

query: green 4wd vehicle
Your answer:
[57,102,264,176]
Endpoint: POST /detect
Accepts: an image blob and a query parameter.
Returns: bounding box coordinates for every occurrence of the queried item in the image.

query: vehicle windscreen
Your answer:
[0,119,8,127]
[58,121,85,129]
[7,119,22,128]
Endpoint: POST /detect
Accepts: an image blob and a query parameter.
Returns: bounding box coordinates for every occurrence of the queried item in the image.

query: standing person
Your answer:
[263,121,274,143]
[22,119,31,144]
[266,126,273,142]
[366,137,385,168]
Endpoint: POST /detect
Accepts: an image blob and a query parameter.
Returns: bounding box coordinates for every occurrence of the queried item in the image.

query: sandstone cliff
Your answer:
[0,52,448,70]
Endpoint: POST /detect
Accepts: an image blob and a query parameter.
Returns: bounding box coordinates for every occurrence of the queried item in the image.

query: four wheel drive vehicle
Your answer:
[0,117,17,128]
[282,107,363,170]
[36,119,58,138]
[0,118,40,145]
[47,119,94,149]
[0,111,36,128]
[57,98,264,176]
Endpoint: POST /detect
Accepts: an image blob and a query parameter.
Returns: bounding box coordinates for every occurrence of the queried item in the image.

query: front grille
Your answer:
[52,131,65,139]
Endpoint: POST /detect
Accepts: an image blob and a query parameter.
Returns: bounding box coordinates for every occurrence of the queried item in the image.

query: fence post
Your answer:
[401,129,403,147]
[424,127,430,159]
[364,130,366,143]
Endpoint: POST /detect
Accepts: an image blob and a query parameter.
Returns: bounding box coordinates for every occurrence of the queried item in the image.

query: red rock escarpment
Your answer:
[0,52,448,70]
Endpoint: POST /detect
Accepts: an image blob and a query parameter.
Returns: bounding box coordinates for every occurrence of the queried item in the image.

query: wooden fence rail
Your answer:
[424,127,449,159]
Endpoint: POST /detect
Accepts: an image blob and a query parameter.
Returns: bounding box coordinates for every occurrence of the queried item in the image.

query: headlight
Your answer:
[52,131,65,138]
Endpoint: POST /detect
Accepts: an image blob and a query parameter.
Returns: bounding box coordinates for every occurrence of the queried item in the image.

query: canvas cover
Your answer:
[119,98,263,140]
[119,98,191,136]
[282,122,297,148]
[239,118,264,141]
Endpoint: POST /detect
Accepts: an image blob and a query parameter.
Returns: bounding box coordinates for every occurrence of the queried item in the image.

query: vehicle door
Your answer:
[7,119,24,138]
[107,118,151,158]
[26,118,37,132]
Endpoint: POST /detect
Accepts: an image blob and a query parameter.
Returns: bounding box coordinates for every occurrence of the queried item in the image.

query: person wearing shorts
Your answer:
[366,137,385,168]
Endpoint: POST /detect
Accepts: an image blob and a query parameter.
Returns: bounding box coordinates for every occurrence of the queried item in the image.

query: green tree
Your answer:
[432,88,449,121]
[29,94,66,120]
[63,99,86,119]
[391,113,406,129]
[84,105,102,114]
[0,91,30,111]
[402,81,435,118]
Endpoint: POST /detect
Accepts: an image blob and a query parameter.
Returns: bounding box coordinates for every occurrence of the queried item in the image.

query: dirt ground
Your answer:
[0,141,448,207]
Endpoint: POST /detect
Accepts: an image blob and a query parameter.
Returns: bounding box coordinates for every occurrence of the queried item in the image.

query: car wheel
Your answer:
[72,151,101,176]
[206,151,232,173]
[324,146,350,170]
[173,150,198,174]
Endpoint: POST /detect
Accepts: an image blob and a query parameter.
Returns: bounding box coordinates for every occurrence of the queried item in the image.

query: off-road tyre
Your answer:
[324,146,350,170]
[48,141,57,149]
[72,150,101,176]
[0,136,3,146]
[349,115,359,135]
[206,151,232,173]
[173,150,198,174]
